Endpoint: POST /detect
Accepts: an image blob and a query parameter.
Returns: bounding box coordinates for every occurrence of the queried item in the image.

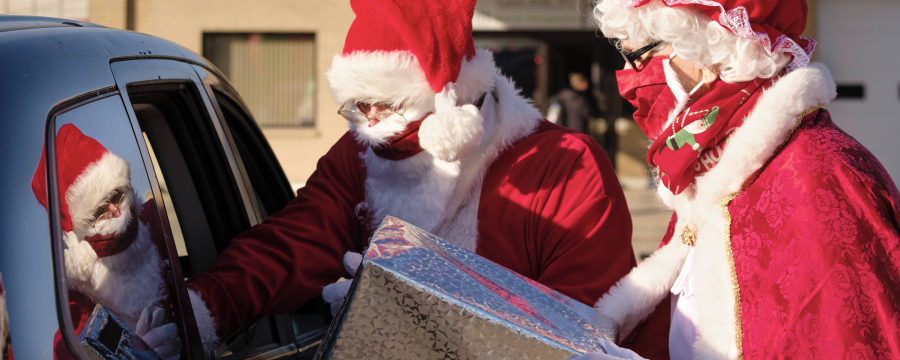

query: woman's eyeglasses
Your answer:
[611,39,664,72]
[338,103,407,126]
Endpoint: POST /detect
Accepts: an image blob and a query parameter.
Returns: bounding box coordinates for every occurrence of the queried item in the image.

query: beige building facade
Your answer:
[88,0,357,188]
[5,0,846,263]
[1,0,820,188]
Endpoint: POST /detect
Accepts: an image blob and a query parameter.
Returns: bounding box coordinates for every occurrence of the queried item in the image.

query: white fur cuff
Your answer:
[189,288,220,356]
[594,240,690,338]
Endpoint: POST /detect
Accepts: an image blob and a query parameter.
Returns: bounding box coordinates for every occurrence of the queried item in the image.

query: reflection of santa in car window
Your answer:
[31,124,181,360]
[0,274,12,360]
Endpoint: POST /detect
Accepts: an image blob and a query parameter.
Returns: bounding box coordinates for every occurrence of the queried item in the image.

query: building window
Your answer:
[204,33,316,127]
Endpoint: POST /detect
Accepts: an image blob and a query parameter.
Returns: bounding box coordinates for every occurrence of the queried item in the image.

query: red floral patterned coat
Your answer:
[730,110,900,359]
[594,64,900,359]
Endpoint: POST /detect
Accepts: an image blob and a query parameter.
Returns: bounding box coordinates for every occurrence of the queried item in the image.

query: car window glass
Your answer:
[213,92,295,218]
[40,95,188,360]
[211,89,330,359]
[129,84,252,278]
[142,131,189,270]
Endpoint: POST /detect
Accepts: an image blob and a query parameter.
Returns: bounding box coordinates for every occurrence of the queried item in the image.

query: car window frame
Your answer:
[121,84,211,359]
[44,86,122,360]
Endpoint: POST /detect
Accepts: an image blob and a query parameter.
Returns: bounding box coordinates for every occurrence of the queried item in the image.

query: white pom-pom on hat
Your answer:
[419,83,485,162]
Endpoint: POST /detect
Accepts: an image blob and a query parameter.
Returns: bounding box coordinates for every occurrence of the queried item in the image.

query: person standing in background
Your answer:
[547,72,600,135]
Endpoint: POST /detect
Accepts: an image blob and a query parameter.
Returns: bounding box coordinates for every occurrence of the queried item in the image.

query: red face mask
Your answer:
[616,56,678,142]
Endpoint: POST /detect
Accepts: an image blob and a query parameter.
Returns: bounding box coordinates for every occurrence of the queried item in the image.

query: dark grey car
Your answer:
[0,16,328,360]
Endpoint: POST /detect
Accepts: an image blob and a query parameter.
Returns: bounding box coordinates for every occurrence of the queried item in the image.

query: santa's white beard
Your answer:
[64,198,166,329]
[350,105,433,147]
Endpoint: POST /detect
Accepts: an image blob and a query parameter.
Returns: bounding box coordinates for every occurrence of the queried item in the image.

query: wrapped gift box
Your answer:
[315,216,611,360]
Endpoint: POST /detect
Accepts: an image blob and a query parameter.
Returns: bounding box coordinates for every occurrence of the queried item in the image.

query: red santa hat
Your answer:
[613,0,815,71]
[326,0,497,161]
[32,124,136,258]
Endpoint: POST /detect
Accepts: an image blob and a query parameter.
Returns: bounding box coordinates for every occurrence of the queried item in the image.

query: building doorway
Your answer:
[474,31,649,182]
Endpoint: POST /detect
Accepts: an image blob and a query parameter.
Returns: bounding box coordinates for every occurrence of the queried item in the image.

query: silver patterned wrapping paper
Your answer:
[314,216,610,360]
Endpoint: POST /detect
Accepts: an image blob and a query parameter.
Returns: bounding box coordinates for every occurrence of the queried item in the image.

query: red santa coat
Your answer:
[595,64,900,359]
[729,110,900,358]
[188,75,669,359]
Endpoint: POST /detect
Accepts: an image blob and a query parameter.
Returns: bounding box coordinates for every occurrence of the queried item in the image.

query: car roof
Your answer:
[0,15,211,65]
[0,15,101,32]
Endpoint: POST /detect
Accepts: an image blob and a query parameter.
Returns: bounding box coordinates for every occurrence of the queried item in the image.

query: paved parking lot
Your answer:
[623,187,673,263]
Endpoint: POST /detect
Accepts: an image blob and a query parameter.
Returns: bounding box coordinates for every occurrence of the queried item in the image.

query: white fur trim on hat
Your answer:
[326,48,497,110]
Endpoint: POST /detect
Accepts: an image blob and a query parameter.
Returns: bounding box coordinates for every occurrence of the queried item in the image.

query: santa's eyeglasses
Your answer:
[86,185,132,233]
[610,39,664,72]
[338,103,408,126]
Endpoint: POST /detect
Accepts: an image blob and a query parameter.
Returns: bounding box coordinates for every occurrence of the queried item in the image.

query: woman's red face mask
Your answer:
[616,55,677,141]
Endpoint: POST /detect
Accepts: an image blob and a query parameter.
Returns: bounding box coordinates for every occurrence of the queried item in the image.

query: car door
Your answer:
[190,64,332,359]
[110,58,328,359]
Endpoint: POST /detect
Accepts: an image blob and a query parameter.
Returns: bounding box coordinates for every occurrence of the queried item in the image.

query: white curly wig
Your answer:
[593,0,792,83]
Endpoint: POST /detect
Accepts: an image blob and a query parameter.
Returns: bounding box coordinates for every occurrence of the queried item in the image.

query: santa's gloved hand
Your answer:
[136,306,182,360]
[419,82,485,162]
[322,252,363,316]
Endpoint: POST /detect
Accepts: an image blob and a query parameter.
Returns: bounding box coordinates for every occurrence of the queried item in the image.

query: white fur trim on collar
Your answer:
[661,63,837,228]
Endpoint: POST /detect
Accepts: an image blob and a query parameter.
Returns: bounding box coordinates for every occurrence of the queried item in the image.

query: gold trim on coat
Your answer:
[719,192,743,359]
